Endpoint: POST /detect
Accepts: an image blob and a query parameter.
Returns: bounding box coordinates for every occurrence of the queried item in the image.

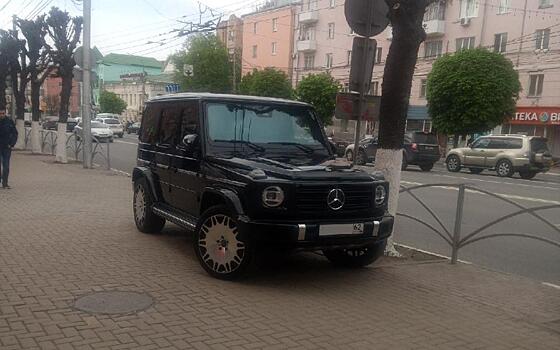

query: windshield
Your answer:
[103,119,120,124]
[205,102,331,165]
[91,122,105,128]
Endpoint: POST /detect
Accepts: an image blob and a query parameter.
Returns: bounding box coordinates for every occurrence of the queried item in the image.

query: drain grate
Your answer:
[74,291,153,315]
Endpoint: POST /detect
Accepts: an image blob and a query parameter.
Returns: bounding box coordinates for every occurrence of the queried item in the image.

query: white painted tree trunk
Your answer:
[14,119,26,150]
[373,148,403,257]
[31,121,41,154]
[55,123,68,163]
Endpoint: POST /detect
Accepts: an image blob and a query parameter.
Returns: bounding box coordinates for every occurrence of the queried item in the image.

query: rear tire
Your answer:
[420,163,434,172]
[133,178,165,234]
[323,240,387,268]
[519,171,537,180]
[446,155,461,172]
[496,159,514,177]
[357,150,367,165]
[346,150,354,162]
[194,205,255,280]
[469,168,483,174]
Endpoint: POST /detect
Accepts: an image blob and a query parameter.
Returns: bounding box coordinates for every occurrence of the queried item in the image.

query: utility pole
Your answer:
[140,68,146,122]
[231,49,236,93]
[11,15,17,119]
[82,0,93,168]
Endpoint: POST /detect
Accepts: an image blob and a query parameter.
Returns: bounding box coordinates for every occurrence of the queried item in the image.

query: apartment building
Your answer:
[292,0,560,157]
[242,1,296,77]
[216,14,244,55]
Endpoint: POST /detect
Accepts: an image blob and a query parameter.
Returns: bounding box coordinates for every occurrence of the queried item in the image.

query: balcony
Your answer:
[299,11,318,24]
[424,19,445,36]
[297,40,317,52]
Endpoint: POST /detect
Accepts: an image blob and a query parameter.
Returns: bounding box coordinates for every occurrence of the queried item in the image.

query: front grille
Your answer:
[295,184,374,216]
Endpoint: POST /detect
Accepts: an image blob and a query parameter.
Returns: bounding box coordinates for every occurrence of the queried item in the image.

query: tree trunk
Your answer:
[31,79,41,122]
[31,121,41,154]
[59,69,73,123]
[55,122,67,163]
[0,73,7,110]
[373,0,430,255]
[453,134,459,148]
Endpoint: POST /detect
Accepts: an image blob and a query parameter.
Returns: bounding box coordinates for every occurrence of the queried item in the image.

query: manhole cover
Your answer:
[74,291,153,315]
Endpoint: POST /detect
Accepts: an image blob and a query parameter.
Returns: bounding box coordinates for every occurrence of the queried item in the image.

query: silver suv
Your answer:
[446,135,552,179]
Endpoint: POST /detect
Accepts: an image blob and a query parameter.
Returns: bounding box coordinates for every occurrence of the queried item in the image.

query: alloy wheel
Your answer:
[498,162,510,176]
[134,186,146,226]
[198,214,245,274]
[447,157,459,171]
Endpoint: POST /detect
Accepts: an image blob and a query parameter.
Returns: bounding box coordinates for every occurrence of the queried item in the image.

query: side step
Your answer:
[152,204,198,231]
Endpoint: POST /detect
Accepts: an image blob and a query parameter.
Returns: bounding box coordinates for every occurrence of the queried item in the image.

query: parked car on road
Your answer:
[95,117,124,138]
[74,121,114,143]
[328,137,350,157]
[345,137,377,165]
[446,134,552,179]
[127,122,141,134]
[41,117,78,132]
[402,131,441,171]
[132,93,394,279]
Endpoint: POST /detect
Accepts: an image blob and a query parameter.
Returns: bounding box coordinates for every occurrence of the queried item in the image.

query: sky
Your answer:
[0,0,257,61]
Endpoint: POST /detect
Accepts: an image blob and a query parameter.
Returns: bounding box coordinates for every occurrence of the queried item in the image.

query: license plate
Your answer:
[319,223,364,236]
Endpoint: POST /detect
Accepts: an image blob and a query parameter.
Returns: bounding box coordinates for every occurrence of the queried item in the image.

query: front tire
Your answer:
[346,149,354,162]
[420,163,434,172]
[194,206,254,280]
[496,159,514,177]
[446,155,461,172]
[133,178,165,234]
[323,240,387,268]
[357,150,367,165]
[119,133,124,138]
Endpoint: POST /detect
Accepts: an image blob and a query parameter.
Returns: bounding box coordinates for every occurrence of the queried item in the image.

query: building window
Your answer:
[307,0,317,10]
[329,0,336,8]
[328,23,335,39]
[271,42,277,55]
[272,18,278,32]
[425,40,442,58]
[300,24,315,40]
[459,0,478,19]
[528,74,544,97]
[370,81,379,96]
[539,0,553,9]
[252,45,257,58]
[494,33,508,53]
[424,1,445,21]
[253,22,257,34]
[535,29,550,50]
[304,54,315,70]
[456,37,475,51]
[420,79,428,98]
[325,53,333,68]
[347,50,352,66]
[375,47,383,63]
[228,30,234,41]
[498,0,510,14]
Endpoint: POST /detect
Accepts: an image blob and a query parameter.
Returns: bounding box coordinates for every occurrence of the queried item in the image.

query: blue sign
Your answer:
[165,84,180,93]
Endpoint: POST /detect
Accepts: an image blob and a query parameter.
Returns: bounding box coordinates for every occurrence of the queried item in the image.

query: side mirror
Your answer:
[182,134,199,148]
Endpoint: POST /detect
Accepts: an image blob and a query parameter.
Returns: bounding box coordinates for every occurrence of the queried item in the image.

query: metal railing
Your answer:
[398,183,560,264]
[23,127,112,170]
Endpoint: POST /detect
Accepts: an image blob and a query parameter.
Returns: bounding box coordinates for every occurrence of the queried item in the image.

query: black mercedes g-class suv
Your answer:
[132,93,394,279]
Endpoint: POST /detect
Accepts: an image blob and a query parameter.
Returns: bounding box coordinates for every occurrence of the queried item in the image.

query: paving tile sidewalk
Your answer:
[1,152,559,350]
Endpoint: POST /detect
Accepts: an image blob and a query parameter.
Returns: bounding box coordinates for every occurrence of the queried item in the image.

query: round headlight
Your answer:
[262,186,284,208]
[375,185,386,206]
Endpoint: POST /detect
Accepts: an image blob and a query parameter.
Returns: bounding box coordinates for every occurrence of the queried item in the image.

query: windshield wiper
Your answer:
[214,139,266,153]
[266,142,315,154]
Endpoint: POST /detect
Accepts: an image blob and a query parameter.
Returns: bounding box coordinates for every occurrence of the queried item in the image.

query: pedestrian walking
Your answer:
[0,109,18,189]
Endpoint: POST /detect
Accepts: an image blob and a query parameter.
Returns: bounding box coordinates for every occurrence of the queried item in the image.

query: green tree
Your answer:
[239,68,293,99]
[172,34,231,93]
[427,48,521,145]
[295,73,340,125]
[99,91,127,114]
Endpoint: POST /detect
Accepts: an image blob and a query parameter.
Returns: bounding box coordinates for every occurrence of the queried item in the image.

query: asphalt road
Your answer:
[105,134,560,284]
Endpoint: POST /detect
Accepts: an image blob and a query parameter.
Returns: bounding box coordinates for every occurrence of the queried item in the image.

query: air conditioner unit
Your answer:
[460,18,470,26]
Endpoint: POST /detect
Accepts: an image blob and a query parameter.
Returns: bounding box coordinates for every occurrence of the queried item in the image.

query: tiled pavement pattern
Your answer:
[1,153,559,350]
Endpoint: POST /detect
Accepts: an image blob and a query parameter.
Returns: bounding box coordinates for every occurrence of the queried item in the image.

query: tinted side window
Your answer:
[180,102,200,137]
[488,139,508,149]
[140,105,160,144]
[506,138,522,149]
[158,106,182,145]
[472,138,490,149]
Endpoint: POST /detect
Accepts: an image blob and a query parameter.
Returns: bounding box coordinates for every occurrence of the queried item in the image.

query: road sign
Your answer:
[165,84,180,93]
[335,93,381,121]
[183,64,193,77]
[349,37,377,93]
[345,0,390,38]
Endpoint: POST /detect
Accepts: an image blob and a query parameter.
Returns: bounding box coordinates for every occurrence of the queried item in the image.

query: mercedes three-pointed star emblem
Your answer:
[327,188,345,211]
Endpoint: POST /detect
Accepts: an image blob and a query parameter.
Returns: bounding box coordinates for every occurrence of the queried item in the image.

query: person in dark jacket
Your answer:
[0,109,18,189]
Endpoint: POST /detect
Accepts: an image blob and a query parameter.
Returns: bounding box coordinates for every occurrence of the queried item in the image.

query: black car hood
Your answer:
[206,156,382,182]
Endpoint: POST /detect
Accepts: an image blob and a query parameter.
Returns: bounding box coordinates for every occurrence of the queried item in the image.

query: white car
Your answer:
[74,121,114,142]
[95,117,124,138]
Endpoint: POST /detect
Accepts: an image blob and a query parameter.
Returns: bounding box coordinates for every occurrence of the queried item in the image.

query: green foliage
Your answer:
[427,48,521,135]
[172,34,232,93]
[295,73,341,125]
[99,91,127,115]
[239,68,293,99]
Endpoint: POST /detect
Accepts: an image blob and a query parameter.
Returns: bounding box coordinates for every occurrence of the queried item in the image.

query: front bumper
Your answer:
[238,215,394,251]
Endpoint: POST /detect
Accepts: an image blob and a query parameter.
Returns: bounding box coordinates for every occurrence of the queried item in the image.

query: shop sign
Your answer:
[509,107,560,125]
